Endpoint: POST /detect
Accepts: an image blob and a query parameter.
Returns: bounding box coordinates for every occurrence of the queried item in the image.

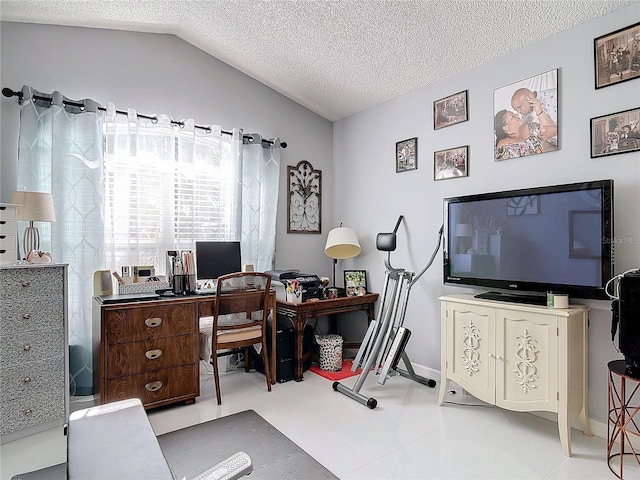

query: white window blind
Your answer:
[103,112,238,277]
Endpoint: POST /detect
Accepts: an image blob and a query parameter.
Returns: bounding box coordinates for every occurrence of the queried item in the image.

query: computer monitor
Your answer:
[195,241,242,281]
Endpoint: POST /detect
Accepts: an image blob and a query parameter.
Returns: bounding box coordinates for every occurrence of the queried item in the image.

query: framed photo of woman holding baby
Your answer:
[493,69,558,161]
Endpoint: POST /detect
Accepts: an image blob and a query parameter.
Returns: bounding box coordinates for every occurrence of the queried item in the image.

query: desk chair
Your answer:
[211,272,272,404]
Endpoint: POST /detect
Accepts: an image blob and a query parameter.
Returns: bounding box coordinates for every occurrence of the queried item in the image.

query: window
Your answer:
[103,116,239,277]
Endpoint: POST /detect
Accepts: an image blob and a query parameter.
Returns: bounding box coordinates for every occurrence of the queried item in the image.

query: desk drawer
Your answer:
[106,334,197,378]
[0,390,65,435]
[104,303,196,343]
[1,299,64,336]
[105,364,197,408]
[0,205,17,222]
[0,360,65,403]
[0,326,64,366]
[0,267,63,302]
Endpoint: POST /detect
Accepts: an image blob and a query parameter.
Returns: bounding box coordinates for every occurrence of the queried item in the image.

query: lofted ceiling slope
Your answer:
[0,0,636,121]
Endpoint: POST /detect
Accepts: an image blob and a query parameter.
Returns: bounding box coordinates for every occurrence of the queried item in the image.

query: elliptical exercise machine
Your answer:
[333,216,443,408]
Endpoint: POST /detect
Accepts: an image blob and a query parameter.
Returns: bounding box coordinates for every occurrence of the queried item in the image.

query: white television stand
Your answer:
[437,294,592,456]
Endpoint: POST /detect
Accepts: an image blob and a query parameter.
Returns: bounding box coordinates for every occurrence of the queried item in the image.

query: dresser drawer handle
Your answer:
[23,313,31,320]
[21,281,31,288]
[0,235,5,239]
[145,381,163,392]
[145,349,163,360]
[145,317,162,328]
[23,345,31,352]
[24,377,32,384]
[0,250,6,254]
[24,409,33,416]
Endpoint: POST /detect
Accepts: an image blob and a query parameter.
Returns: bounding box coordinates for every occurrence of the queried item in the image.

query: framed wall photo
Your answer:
[396,137,417,172]
[287,160,321,233]
[343,270,367,296]
[594,22,640,89]
[493,69,558,161]
[434,145,468,181]
[434,90,468,130]
[590,107,640,158]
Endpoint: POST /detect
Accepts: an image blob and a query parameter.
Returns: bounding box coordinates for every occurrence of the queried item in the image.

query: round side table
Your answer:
[608,359,640,479]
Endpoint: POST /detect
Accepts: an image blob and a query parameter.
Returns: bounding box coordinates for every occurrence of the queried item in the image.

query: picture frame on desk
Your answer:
[344,270,367,296]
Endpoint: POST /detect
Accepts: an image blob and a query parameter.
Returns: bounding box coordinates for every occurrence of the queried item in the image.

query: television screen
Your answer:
[443,180,614,301]
[195,241,242,281]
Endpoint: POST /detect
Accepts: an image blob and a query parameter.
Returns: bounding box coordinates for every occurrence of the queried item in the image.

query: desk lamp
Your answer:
[10,190,56,257]
[324,225,361,288]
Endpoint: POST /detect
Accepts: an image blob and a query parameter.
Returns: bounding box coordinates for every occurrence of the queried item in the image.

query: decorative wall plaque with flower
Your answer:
[288,160,321,233]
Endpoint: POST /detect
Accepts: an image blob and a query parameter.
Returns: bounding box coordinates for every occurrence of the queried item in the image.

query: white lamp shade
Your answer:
[10,191,56,222]
[324,227,361,259]
[455,223,472,237]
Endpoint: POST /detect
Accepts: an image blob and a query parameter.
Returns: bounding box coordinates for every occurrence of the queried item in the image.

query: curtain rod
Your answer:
[1,87,287,148]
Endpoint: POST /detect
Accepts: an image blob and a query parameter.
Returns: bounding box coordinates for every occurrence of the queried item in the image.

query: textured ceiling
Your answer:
[0,0,636,121]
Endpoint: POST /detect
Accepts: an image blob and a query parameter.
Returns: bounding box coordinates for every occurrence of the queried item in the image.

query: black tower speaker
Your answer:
[619,271,640,375]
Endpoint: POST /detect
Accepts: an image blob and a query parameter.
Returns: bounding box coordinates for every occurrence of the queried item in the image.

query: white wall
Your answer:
[333,3,640,425]
[0,21,334,278]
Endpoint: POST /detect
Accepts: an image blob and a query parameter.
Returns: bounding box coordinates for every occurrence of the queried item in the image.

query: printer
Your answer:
[266,269,323,302]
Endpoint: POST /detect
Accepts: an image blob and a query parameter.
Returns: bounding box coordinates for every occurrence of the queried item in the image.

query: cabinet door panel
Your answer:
[447,303,495,404]
[496,309,558,412]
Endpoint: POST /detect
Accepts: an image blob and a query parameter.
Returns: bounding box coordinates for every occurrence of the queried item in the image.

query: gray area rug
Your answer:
[12,410,336,480]
[157,409,338,480]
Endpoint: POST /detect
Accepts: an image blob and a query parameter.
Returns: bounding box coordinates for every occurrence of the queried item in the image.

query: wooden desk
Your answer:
[276,293,378,381]
[92,291,277,409]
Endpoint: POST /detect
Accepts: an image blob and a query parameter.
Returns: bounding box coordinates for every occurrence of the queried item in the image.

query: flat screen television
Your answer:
[443,180,614,303]
[195,241,242,281]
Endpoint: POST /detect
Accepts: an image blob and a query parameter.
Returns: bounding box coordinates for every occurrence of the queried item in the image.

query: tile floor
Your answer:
[1,363,636,479]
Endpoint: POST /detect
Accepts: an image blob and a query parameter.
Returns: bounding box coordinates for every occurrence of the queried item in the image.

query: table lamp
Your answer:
[10,190,56,256]
[454,223,472,254]
[324,225,361,288]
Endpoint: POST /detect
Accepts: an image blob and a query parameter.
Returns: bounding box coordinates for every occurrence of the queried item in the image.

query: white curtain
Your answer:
[15,87,281,396]
[102,108,280,276]
[16,85,104,396]
[240,134,281,271]
[102,105,243,272]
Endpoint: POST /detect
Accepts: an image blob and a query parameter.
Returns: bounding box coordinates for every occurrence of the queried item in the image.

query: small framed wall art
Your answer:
[434,90,468,130]
[344,270,367,296]
[287,160,321,233]
[396,137,417,172]
[434,145,468,181]
[590,107,640,158]
[594,22,640,89]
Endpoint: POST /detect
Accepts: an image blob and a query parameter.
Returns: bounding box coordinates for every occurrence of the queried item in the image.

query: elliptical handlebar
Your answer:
[377,216,443,283]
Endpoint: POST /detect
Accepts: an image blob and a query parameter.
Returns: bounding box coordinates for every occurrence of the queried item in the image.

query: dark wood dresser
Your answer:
[92,296,200,409]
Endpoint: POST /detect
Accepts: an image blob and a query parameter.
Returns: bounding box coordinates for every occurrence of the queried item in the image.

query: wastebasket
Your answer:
[316,334,343,371]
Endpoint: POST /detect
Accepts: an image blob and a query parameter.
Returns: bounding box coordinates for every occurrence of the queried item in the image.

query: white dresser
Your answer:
[0,264,69,444]
[437,294,591,456]
[0,203,20,264]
